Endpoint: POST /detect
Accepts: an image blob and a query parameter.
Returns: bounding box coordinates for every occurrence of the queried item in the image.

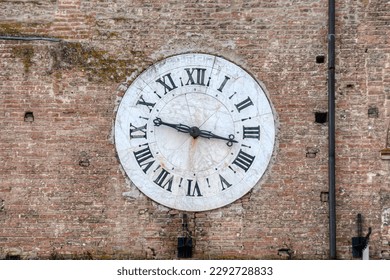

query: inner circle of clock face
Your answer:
[114,53,276,211]
[153,93,234,174]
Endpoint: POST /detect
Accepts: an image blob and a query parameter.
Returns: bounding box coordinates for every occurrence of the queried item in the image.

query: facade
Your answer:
[0,0,389,260]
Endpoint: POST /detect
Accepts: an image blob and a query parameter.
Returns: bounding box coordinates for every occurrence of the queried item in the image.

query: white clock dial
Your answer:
[115,53,275,211]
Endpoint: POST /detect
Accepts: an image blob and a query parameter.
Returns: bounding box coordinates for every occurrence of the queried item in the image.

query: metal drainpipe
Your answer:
[328,0,337,260]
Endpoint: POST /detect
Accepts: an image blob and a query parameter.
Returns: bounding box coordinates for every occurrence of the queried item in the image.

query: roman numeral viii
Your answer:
[230,149,255,172]
[133,145,155,173]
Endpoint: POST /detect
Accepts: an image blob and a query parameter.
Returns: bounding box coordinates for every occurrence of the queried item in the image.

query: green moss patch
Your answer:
[12,45,35,73]
[50,41,144,83]
[0,23,24,36]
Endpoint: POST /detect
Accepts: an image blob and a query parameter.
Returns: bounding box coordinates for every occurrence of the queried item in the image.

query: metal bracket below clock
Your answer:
[177,213,193,258]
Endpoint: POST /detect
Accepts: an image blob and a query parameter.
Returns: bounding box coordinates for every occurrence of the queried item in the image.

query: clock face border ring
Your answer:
[114,53,276,212]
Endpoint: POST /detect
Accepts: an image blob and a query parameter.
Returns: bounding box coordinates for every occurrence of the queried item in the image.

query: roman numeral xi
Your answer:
[155,73,177,94]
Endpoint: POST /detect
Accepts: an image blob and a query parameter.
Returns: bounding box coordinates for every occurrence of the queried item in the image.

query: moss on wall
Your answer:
[0,22,52,36]
[50,41,144,83]
[0,22,24,36]
[11,45,35,73]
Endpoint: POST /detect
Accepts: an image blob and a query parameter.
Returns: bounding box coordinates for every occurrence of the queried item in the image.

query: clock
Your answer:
[115,53,275,211]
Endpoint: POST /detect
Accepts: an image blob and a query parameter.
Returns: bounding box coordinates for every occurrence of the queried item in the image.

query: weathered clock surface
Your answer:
[115,53,275,211]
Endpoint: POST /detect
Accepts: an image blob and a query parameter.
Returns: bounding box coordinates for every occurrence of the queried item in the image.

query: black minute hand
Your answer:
[153,117,191,134]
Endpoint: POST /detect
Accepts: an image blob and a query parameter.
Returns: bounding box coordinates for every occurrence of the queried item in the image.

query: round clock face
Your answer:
[115,53,275,211]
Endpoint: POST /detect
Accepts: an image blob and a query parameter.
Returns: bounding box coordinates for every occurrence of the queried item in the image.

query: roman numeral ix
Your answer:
[130,123,147,139]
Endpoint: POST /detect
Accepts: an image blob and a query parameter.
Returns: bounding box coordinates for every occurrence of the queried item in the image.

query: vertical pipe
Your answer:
[328,0,337,259]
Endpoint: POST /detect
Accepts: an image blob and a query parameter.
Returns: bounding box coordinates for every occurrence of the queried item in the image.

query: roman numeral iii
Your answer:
[243,126,260,139]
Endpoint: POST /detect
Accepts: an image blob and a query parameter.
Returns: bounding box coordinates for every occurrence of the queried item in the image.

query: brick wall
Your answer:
[0,0,389,259]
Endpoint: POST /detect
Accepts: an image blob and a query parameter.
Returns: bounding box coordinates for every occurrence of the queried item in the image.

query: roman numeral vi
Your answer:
[186,179,202,197]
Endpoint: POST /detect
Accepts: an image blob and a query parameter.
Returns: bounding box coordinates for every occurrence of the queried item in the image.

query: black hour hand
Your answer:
[199,129,238,147]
